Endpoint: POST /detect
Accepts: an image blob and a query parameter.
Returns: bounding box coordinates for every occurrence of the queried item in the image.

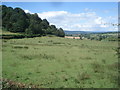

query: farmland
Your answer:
[2,36,119,88]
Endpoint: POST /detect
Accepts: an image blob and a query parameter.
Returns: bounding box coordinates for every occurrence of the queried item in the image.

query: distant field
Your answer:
[2,36,118,88]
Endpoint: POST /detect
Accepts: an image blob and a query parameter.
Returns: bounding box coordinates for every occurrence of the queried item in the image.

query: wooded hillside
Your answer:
[2,5,65,37]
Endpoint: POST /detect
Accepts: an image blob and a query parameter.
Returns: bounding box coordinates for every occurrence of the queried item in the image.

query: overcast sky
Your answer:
[3,2,118,32]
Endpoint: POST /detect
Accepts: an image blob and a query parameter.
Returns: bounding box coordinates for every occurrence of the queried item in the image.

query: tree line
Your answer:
[2,5,65,37]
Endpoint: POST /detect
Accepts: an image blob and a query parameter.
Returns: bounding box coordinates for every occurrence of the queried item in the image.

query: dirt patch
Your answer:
[2,78,39,88]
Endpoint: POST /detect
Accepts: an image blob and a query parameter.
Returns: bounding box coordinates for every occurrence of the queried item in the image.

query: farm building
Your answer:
[65,36,80,39]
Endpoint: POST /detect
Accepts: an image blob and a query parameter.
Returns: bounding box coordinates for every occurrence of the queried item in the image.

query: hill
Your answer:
[64,30,91,35]
[65,30,118,35]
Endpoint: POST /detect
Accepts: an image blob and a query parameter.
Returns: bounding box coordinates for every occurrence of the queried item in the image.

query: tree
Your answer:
[79,35,83,40]
[57,28,65,37]
[40,19,49,30]
[26,20,44,35]
[2,5,65,37]
[2,6,14,29]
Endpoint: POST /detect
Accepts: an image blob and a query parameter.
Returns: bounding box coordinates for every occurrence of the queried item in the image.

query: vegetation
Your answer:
[2,5,65,37]
[2,36,118,88]
[86,33,118,41]
[1,4,119,88]
[66,32,118,41]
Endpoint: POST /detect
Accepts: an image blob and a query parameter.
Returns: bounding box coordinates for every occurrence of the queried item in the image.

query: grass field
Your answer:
[2,36,118,88]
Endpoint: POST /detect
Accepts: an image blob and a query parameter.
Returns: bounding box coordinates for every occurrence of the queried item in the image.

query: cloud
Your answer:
[27,10,117,32]
[38,11,68,19]
[94,17,105,24]
[24,10,32,14]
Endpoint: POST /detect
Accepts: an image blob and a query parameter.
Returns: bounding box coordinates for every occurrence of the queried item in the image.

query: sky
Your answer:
[2,2,118,32]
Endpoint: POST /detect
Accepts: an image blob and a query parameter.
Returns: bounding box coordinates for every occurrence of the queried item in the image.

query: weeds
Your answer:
[21,55,32,60]
[75,72,90,84]
[39,54,55,60]
[107,62,118,71]
[79,57,92,60]
[53,42,65,45]
[102,59,106,64]
[38,41,42,43]
[12,45,29,49]
[91,61,104,73]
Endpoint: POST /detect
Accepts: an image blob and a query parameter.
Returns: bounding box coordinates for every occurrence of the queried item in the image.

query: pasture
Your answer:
[2,36,118,88]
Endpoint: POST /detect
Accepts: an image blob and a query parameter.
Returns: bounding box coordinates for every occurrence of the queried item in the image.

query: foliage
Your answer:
[71,33,118,41]
[2,5,65,37]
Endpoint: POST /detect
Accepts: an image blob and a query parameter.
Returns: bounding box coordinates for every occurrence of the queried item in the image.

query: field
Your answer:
[2,36,118,88]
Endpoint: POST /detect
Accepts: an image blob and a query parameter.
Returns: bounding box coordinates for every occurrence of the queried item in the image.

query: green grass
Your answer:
[2,36,118,88]
[0,29,21,35]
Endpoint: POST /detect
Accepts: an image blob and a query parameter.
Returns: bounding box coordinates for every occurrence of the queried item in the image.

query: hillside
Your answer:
[2,5,65,37]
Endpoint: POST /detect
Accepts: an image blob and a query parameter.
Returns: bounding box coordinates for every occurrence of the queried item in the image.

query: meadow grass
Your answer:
[0,29,21,35]
[2,36,118,88]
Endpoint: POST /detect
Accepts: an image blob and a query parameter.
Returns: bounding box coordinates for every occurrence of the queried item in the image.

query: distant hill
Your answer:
[64,30,118,35]
[64,31,90,35]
